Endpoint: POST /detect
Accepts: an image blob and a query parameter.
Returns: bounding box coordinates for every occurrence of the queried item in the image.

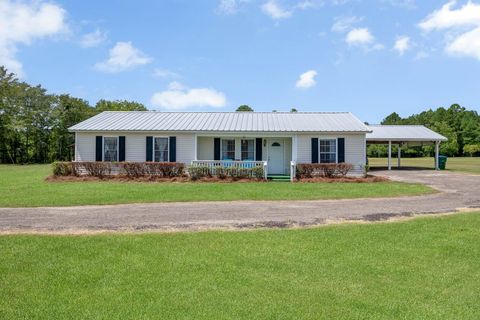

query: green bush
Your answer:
[52,161,75,176]
[187,166,211,180]
[187,165,265,180]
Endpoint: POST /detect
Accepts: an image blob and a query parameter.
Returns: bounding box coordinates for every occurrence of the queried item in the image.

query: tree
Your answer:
[381,112,402,125]
[290,108,298,112]
[464,144,480,156]
[236,105,253,112]
[50,95,95,161]
[95,99,147,112]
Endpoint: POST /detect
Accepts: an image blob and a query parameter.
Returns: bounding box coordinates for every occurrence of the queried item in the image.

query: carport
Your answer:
[366,125,448,170]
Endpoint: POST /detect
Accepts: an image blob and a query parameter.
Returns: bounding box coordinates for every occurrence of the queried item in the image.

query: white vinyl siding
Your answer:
[197,137,214,160]
[296,133,366,176]
[75,132,195,163]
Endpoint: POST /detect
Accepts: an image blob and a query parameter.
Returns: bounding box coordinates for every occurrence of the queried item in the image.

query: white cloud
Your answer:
[393,36,410,55]
[151,82,227,110]
[446,26,480,59]
[419,1,480,31]
[419,1,480,60]
[296,0,324,9]
[261,1,292,19]
[80,29,107,48]
[0,0,67,77]
[331,16,363,33]
[95,41,153,73]
[153,68,180,79]
[216,0,251,15]
[295,70,317,89]
[346,28,374,45]
[385,0,416,9]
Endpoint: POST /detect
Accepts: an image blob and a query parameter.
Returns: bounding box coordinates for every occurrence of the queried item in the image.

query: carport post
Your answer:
[435,141,440,170]
[398,144,401,168]
[388,140,392,170]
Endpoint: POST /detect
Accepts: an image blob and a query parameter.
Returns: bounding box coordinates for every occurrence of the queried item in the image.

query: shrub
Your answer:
[122,162,147,178]
[187,166,211,180]
[83,162,112,178]
[187,165,265,180]
[296,163,353,179]
[52,161,74,176]
[144,162,185,177]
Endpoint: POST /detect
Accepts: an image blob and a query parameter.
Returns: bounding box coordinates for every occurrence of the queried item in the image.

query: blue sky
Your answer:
[1,0,480,123]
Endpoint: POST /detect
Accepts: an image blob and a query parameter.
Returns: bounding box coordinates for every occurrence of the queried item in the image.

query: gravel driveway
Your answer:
[1,170,479,233]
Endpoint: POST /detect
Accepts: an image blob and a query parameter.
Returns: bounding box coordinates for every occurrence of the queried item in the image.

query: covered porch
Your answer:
[366,125,448,170]
[191,135,295,179]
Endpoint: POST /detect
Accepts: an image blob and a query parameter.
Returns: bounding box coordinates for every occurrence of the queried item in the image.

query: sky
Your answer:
[1,0,480,123]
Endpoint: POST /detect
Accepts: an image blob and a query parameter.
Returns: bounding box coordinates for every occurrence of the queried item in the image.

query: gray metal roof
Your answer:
[366,125,447,142]
[69,111,370,133]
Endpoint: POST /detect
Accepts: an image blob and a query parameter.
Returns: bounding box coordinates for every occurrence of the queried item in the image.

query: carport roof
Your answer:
[366,125,447,142]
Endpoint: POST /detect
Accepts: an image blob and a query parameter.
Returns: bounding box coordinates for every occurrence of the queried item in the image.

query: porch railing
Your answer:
[191,160,268,180]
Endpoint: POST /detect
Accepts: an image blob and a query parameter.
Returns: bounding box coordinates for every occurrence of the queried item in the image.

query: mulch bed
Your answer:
[294,175,389,183]
[45,175,265,183]
[46,175,388,183]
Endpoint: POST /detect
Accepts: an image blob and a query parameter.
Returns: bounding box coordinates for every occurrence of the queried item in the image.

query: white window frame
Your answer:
[153,136,170,162]
[221,138,236,160]
[103,136,119,162]
[240,139,256,161]
[319,138,338,164]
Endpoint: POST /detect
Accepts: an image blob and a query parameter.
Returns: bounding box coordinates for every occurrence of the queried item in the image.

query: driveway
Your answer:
[0,170,479,233]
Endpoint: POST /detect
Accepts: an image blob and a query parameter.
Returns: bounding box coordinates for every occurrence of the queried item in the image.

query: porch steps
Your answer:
[267,175,291,182]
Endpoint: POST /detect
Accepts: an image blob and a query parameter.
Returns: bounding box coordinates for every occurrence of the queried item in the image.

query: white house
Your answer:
[69,111,447,178]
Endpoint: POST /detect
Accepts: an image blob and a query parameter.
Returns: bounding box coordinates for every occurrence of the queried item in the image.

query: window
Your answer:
[319,139,337,163]
[222,139,235,160]
[241,139,255,160]
[103,137,118,162]
[154,137,169,162]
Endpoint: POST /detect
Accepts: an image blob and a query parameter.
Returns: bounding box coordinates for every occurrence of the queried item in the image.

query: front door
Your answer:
[267,139,285,175]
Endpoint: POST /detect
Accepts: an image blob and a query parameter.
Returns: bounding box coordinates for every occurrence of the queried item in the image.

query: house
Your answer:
[69,111,447,178]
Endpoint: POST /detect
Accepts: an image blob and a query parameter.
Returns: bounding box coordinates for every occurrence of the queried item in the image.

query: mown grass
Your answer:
[1,212,479,319]
[0,165,434,207]
[369,156,480,174]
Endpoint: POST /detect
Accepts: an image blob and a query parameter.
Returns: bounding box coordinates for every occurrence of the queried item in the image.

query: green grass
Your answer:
[1,212,479,319]
[0,165,433,207]
[369,156,480,174]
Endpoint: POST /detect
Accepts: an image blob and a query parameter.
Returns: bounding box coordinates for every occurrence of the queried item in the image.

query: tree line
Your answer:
[0,67,147,164]
[368,104,480,157]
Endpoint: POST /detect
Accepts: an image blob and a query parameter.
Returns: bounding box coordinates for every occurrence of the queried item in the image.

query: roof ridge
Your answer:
[98,111,351,114]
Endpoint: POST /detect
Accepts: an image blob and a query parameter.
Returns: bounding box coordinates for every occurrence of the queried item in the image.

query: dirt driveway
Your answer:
[0,170,479,233]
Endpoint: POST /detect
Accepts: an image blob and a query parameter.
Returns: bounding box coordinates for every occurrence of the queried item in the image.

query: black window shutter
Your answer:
[146,136,153,162]
[95,136,103,162]
[337,138,345,163]
[214,138,221,160]
[169,136,176,162]
[119,136,126,162]
[255,138,262,161]
[311,138,319,163]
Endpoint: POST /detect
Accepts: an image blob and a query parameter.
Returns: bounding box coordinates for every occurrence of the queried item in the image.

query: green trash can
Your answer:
[438,155,447,170]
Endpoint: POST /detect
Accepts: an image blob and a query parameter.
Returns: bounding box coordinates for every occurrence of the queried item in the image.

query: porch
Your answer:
[191,135,295,179]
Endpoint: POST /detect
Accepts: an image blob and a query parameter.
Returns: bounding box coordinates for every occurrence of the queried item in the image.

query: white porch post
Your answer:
[398,144,401,168]
[388,140,392,170]
[194,133,198,161]
[435,141,440,170]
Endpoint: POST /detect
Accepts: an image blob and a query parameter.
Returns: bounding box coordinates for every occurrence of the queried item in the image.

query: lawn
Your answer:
[1,212,479,319]
[368,156,480,174]
[0,165,434,207]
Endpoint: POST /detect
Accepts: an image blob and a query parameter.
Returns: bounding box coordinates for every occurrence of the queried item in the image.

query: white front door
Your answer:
[267,139,285,175]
